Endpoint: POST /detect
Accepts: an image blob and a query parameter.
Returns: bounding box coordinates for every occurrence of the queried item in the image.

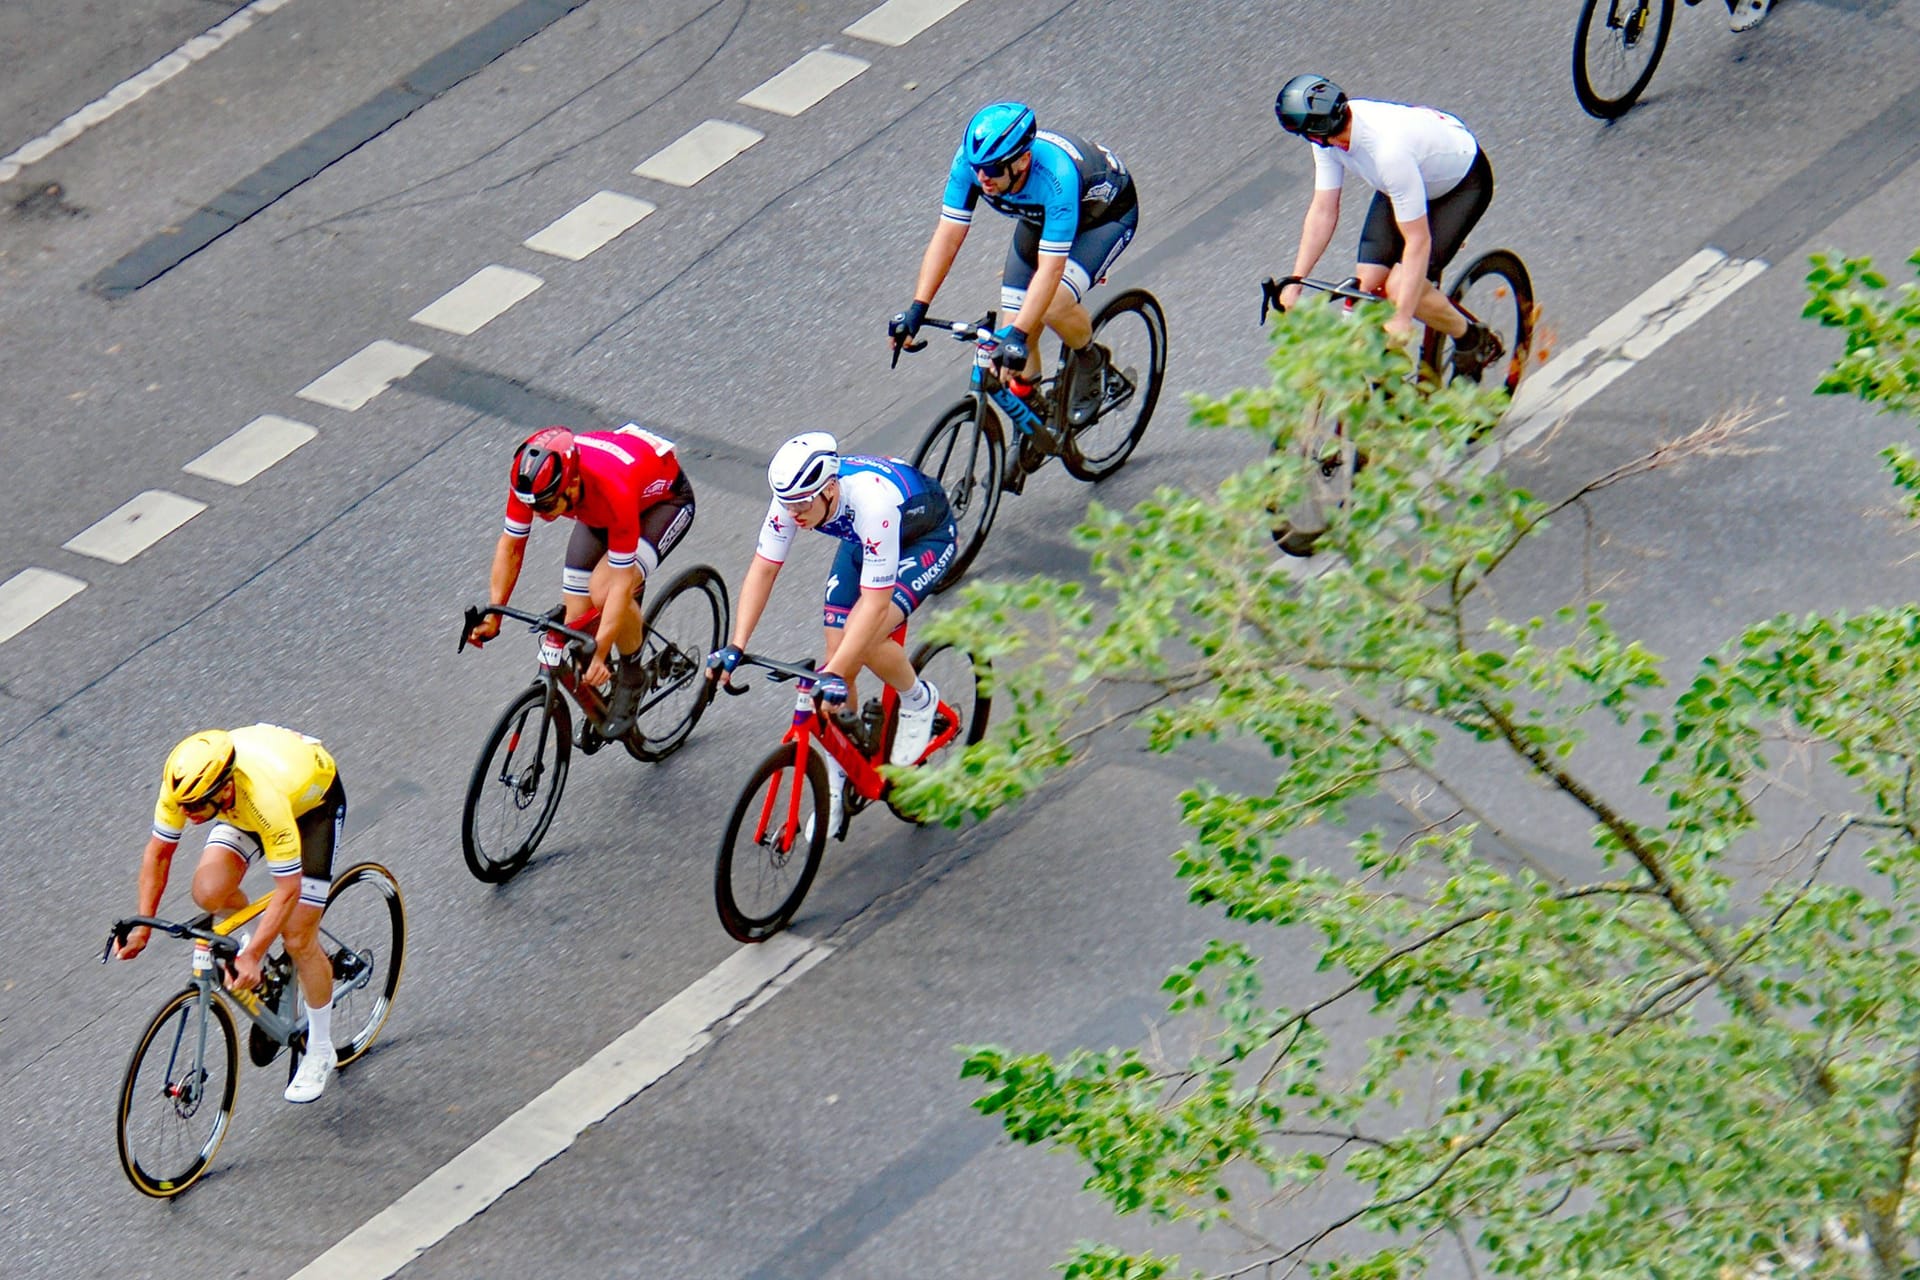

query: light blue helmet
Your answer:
[962,102,1037,170]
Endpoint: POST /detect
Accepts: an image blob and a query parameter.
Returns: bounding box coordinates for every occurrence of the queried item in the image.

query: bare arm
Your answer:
[728,556,782,652]
[912,219,971,307]
[1282,187,1342,307]
[115,834,177,959]
[468,533,527,645]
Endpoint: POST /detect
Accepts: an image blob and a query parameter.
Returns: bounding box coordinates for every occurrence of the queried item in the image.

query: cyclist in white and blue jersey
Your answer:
[710,434,957,835]
[889,102,1138,438]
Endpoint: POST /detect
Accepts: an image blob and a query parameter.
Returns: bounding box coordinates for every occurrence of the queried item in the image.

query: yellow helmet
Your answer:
[163,730,236,808]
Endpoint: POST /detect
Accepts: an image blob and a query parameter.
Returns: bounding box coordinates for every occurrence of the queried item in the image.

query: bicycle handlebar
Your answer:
[1260,275,1383,324]
[714,651,821,697]
[459,603,595,655]
[102,915,241,964]
[889,311,1000,368]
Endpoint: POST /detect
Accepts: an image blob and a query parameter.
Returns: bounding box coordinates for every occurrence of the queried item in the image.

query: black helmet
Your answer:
[1275,74,1350,138]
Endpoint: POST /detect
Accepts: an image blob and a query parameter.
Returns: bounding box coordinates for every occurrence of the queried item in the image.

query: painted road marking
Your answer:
[0,569,86,645]
[182,414,317,485]
[0,0,297,185]
[297,340,432,411]
[288,934,830,1280]
[63,491,207,565]
[738,50,869,117]
[1502,248,1770,450]
[632,120,764,187]
[410,266,545,336]
[844,0,973,46]
[524,191,656,260]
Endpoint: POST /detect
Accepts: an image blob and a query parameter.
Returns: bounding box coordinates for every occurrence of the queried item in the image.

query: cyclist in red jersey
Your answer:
[465,425,696,735]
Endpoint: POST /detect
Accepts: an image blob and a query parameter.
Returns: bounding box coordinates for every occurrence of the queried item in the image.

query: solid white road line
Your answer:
[287,934,829,1280]
[524,191,656,261]
[1503,247,1770,448]
[182,414,317,485]
[409,266,545,336]
[844,0,973,46]
[0,569,87,646]
[297,340,432,411]
[738,50,870,117]
[632,120,764,187]
[62,491,207,565]
[0,0,298,184]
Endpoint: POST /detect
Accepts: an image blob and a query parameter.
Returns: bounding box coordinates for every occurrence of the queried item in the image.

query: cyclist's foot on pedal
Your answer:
[1065,342,1112,426]
[804,784,848,844]
[599,656,651,738]
[285,1044,336,1103]
[1728,0,1770,30]
[890,679,939,766]
[1449,322,1505,383]
[1001,447,1029,495]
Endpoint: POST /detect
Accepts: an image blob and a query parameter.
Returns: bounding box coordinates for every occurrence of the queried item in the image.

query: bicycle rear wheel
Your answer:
[715,745,829,942]
[911,398,1004,593]
[627,564,729,762]
[1427,250,1536,397]
[322,862,406,1066]
[117,987,238,1198]
[461,684,571,883]
[1062,288,1166,481]
[885,641,992,824]
[1573,0,1673,119]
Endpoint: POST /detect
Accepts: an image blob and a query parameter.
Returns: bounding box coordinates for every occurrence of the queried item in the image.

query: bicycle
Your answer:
[1574,0,1754,119]
[1257,259,1536,555]
[710,633,989,942]
[104,861,405,1197]
[458,562,730,883]
[897,288,1167,591]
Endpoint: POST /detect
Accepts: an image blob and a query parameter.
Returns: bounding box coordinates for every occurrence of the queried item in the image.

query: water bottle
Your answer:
[860,697,886,753]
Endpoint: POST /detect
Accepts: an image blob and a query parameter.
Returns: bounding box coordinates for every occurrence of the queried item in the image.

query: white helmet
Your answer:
[767,432,840,501]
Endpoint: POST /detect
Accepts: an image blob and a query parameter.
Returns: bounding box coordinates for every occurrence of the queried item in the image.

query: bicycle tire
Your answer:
[1061,288,1166,481]
[911,398,1004,593]
[1422,250,1536,398]
[1573,0,1673,119]
[322,862,406,1066]
[627,563,730,762]
[715,744,829,943]
[885,641,993,824]
[117,987,238,1198]
[461,683,571,883]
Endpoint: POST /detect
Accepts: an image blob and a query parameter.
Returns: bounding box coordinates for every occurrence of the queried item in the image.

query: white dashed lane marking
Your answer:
[297,340,432,411]
[738,50,869,117]
[632,120,764,187]
[0,0,298,184]
[62,491,207,565]
[182,414,317,486]
[410,266,545,336]
[0,569,87,645]
[844,0,974,46]
[288,934,833,1280]
[524,192,656,261]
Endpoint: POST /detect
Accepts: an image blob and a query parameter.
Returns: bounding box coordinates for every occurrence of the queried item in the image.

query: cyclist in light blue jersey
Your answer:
[889,102,1138,433]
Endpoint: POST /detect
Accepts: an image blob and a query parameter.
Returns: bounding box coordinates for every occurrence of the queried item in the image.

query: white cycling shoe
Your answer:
[1729,0,1770,31]
[889,681,940,767]
[285,1044,336,1103]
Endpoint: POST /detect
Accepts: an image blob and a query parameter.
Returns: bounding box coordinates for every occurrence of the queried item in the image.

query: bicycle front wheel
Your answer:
[1062,288,1166,481]
[715,745,829,942]
[462,683,571,883]
[911,398,1003,593]
[322,862,406,1066]
[885,641,992,824]
[117,987,238,1198]
[1427,250,1536,398]
[1573,0,1673,119]
[627,563,729,762]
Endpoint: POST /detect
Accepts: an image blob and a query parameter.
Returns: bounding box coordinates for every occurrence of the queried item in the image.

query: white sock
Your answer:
[903,679,934,713]
[824,753,847,796]
[306,1000,333,1054]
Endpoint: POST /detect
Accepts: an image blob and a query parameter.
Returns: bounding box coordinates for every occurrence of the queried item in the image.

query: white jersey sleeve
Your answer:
[1311,142,1347,192]
[753,498,801,564]
[845,471,908,590]
[1339,100,1478,222]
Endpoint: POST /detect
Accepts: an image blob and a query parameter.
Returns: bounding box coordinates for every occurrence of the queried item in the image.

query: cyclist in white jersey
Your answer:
[1272,75,1504,379]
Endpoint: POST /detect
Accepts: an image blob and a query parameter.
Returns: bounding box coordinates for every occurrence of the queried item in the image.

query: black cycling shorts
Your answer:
[564,470,696,586]
[1356,148,1493,281]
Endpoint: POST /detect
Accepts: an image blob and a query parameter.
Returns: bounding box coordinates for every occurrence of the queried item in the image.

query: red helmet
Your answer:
[512,427,578,511]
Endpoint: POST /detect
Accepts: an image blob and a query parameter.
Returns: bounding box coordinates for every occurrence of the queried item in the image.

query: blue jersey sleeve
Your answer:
[1028,146,1081,255]
[940,148,980,225]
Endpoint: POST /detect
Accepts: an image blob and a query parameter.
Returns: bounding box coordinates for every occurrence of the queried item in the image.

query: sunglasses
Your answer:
[975,153,1025,181]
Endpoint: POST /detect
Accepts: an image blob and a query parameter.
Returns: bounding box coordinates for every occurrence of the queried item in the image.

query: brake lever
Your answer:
[459,604,486,653]
[889,337,928,370]
[1260,277,1284,325]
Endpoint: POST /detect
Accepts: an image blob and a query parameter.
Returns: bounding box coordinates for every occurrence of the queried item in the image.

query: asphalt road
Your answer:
[4,0,1920,1276]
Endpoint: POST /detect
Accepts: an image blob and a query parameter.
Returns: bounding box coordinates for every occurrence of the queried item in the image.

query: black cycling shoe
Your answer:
[1065,343,1111,426]
[1448,323,1506,384]
[598,659,651,739]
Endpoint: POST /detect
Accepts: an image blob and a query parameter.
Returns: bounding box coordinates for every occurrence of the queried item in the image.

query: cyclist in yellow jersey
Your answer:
[115,724,348,1103]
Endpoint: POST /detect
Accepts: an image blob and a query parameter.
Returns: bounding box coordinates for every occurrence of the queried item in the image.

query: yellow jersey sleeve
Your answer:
[150,724,336,865]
